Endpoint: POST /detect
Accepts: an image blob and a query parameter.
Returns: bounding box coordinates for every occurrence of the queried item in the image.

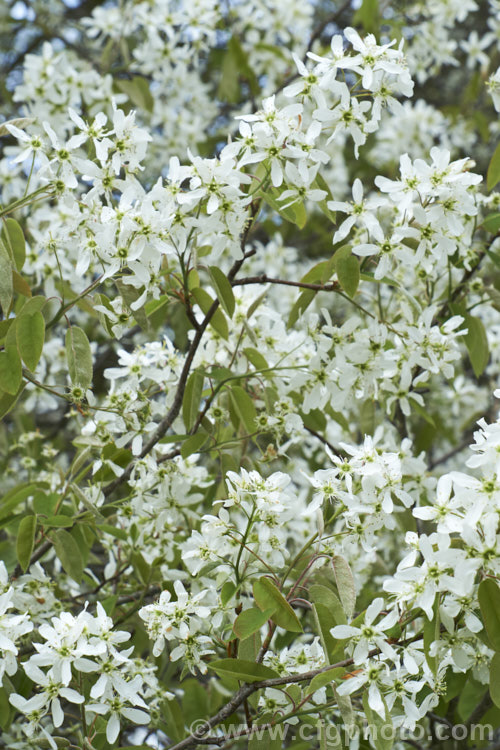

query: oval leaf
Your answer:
[182,369,204,431]
[229,385,257,434]
[0,484,36,521]
[191,287,229,340]
[308,666,345,694]
[479,578,500,651]
[16,514,37,573]
[52,529,83,582]
[0,239,13,317]
[462,314,489,378]
[331,556,356,620]
[65,326,93,389]
[490,651,500,708]
[484,213,500,235]
[1,218,25,271]
[181,431,208,459]
[209,266,235,318]
[233,607,274,639]
[208,658,279,683]
[0,323,22,395]
[335,246,359,299]
[487,142,500,192]
[253,577,303,633]
[17,311,45,372]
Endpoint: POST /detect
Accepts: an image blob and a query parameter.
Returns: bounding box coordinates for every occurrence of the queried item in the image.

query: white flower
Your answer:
[331,598,399,662]
[328,178,383,243]
[85,678,149,744]
[488,67,500,112]
[18,664,84,727]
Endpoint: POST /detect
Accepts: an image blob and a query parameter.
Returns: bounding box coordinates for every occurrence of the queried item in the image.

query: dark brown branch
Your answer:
[232,275,338,292]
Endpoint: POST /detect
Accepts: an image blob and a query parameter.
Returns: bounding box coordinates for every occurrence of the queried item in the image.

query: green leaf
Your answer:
[69,447,92,478]
[457,676,487,721]
[334,686,355,734]
[300,258,335,285]
[52,529,84,582]
[479,579,500,650]
[181,431,208,459]
[12,269,31,298]
[1,218,25,271]
[291,200,307,229]
[308,666,344,694]
[0,383,25,419]
[16,514,37,572]
[484,213,500,234]
[312,173,336,223]
[331,556,356,620]
[191,287,229,340]
[0,682,13,730]
[35,740,71,749]
[487,142,500,192]
[238,632,262,665]
[209,266,235,318]
[423,596,439,673]
[217,47,240,103]
[0,322,22,395]
[162,699,185,743]
[253,577,303,632]
[353,0,380,34]
[182,369,204,431]
[17,310,45,372]
[318,718,342,750]
[244,347,269,371]
[229,385,257,433]
[0,483,36,520]
[116,75,154,112]
[227,36,259,96]
[20,295,47,315]
[490,652,500,708]
[65,326,93,389]
[310,584,347,626]
[411,399,436,427]
[42,515,74,528]
[181,678,209,727]
[485,285,500,313]
[97,523,128,541]
[287,289,316,328]
[462,314,489,378]
[233,607,274,639]
[221,581,237,606]
[208,658,279,683]
[246,288,268,319]
[248,727,282,750]
[259,187,305,228]
[0,238,13,317]
[312,602,338,663]
[335,246,359,299]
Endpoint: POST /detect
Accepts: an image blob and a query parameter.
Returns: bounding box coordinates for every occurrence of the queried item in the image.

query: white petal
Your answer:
[330,625,359,638]
[106,713,120,744]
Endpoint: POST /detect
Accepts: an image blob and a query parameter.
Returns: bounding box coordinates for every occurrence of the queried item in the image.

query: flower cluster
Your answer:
[2,1,500,749]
